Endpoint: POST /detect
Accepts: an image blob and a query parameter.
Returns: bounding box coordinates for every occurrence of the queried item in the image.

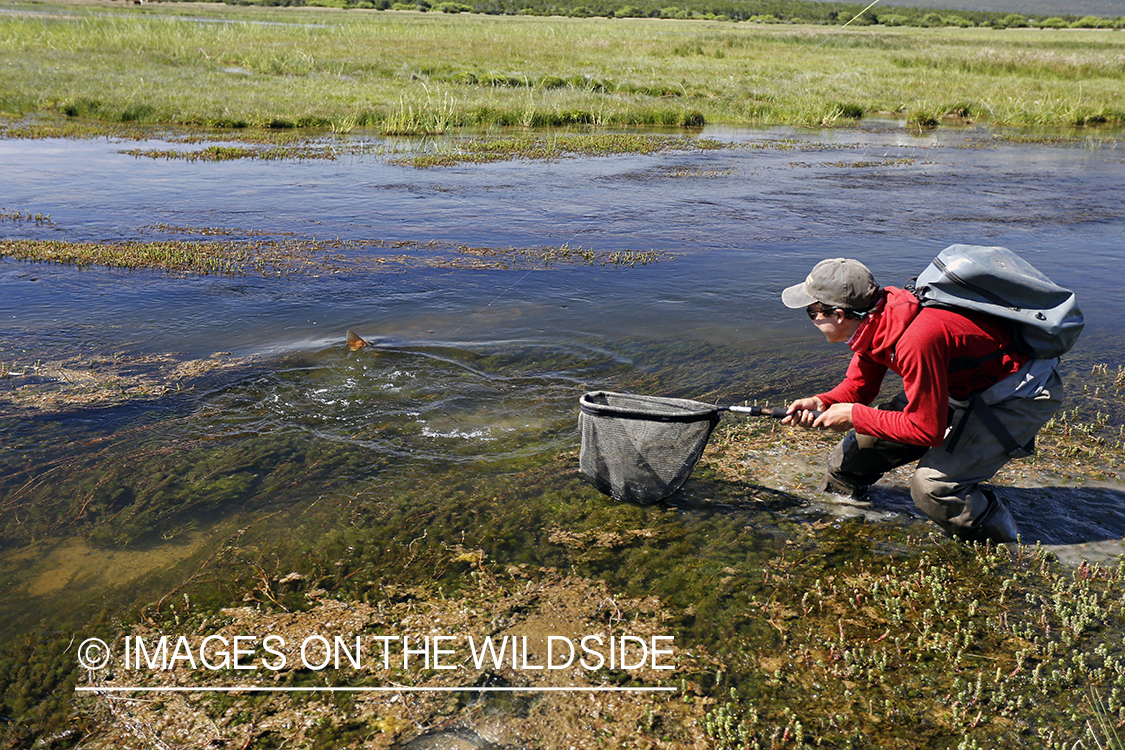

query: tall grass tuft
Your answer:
[381,92,460,135]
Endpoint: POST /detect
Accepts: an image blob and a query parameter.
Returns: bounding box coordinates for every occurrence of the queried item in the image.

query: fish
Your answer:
[346,329,370,351]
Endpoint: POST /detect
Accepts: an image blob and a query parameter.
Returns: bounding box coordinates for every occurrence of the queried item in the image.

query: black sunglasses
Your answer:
[806,304,839,320]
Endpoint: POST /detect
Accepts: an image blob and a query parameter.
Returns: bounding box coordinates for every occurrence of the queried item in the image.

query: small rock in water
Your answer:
[396,725,503,750]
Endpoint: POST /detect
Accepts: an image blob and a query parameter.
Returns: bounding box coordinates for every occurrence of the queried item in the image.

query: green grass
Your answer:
[394,132,725,165]
[1,5,1123,133]
[0,238,287,276]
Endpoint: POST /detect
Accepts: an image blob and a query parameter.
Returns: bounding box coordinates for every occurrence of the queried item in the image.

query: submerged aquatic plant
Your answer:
[0,208,52,224]
[0,239,287,276]
[0,237,673,278]
[121,141,388,162]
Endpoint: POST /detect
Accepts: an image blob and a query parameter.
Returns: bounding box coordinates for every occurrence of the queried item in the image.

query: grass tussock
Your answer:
[0,237,672,275]
[400,132,722,166]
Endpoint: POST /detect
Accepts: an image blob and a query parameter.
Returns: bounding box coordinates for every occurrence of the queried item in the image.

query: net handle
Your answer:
[578,392,822,421]
[726,405,824,419]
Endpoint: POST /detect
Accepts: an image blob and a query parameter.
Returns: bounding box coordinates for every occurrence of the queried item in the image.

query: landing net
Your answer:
[578,391,720,505]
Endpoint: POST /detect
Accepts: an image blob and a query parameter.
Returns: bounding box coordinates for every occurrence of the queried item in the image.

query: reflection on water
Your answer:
[2,126,1125,649]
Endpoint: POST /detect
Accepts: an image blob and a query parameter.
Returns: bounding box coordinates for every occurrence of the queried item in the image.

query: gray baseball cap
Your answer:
[782,258,880,310]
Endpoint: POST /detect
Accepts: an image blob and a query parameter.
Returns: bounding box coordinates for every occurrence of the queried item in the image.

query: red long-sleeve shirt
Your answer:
[816,287,1027,447]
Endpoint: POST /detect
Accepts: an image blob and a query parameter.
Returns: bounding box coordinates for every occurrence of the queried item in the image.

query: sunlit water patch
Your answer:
[240,342,588,464]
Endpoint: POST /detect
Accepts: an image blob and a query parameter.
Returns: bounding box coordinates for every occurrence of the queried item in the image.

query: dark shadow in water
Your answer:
[0,356,275,430]
[1003,485,1125,546]
[664,480,816,517]
[861,484,1125,547]
[664,475,1125,549]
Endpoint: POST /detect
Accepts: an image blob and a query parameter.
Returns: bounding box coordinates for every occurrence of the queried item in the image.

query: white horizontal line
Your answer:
[76,686,676,693]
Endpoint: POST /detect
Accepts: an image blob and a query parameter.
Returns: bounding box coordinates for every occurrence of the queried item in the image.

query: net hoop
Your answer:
[578,392,720,423]
[578,391,722,505]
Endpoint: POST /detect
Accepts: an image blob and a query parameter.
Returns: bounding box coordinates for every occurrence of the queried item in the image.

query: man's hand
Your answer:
[814,402,854,432]
[783,399,855,432]
[782,397,825,428]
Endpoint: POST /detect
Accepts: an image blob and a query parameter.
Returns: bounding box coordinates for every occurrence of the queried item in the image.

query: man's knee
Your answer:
[910,467,979,531]
[823,431,927,498]
[822,433,877,498]
[910,468,950,524]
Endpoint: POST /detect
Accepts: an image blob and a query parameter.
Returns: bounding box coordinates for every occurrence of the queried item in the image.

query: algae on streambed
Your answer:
[54,485,1125,749]
[0,350,255,413]
[77,567,715,750]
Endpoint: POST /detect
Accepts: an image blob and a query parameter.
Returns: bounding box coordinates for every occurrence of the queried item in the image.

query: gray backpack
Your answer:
[909,244,1084,359]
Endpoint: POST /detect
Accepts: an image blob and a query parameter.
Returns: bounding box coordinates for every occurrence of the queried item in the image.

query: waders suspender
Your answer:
[944,349,1034,459]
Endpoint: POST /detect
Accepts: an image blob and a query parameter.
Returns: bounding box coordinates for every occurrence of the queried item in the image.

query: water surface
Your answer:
[3,123,1125,638]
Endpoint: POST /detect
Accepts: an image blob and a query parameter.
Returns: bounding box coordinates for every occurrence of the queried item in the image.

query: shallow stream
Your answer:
[3,123,1125,741]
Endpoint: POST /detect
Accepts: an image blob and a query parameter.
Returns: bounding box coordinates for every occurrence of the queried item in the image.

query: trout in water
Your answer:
[346,330,370,351]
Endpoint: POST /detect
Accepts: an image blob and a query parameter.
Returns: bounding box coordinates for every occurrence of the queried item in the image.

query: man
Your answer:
[780,257,1063,544]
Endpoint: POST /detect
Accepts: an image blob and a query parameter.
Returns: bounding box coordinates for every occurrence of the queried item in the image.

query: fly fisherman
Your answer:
[779,257,1063,544]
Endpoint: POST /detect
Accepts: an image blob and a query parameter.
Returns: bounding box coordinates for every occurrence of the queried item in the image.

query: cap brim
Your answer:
[781,282,816,309]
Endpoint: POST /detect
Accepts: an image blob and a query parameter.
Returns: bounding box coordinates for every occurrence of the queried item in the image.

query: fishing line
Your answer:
[761,0,882,91]
[437,267,537,346]
[346,261,539,354]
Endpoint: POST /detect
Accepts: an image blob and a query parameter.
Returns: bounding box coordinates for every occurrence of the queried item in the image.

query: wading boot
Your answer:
[965,489,1019,544]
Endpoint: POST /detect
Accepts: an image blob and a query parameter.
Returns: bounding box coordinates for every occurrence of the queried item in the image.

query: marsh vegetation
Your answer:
[0,237,669,279]
[1,4,1124,134]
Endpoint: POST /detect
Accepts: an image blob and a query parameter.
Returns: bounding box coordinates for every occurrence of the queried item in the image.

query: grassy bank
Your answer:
[1,4,1124,133]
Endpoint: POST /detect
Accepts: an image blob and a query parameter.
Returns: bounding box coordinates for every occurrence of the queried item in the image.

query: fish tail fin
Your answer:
[346,329,370,351]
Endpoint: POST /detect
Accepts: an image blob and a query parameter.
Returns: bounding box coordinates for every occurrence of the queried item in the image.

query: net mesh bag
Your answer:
[579,391,721,505]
